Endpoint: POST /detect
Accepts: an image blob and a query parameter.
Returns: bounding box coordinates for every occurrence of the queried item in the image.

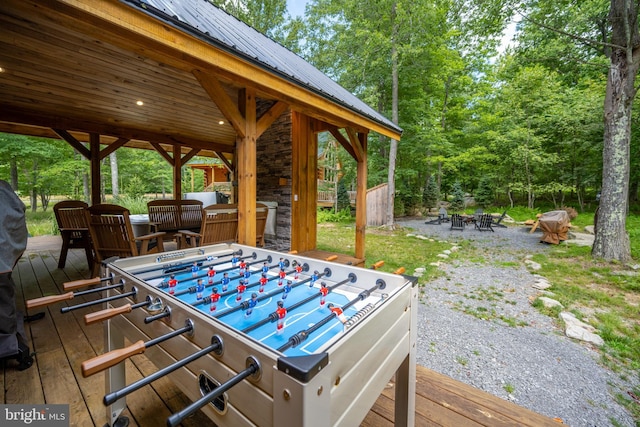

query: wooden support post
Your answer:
[355,132,368,260]
[236,88,257,245]
[90,133,101,205]
[173,144,182,200]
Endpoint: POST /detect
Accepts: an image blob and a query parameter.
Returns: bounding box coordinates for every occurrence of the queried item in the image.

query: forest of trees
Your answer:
[1,0,638,261]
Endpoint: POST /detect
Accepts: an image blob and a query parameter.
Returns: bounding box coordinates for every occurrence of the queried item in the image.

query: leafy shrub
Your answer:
[562,206,578,220]
[317,207,352,223]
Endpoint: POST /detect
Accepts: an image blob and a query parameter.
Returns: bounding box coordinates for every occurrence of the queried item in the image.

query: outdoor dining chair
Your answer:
[53,200,93,270]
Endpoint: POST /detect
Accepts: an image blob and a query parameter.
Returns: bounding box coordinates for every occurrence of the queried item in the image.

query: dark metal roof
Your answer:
[122,0,402,135]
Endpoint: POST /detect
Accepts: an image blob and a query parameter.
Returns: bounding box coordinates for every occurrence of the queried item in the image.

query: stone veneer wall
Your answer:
[256,103,292,250]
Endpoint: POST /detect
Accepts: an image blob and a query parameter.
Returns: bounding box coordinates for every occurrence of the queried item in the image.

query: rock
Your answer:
[560,312,604,346]
[442,249,452,255]
[584,225,595,235]
[416,235,429,240]
[532,278,552,290]
[414,267,426,274]
[450,246,461,252]
[437,253,449,259]
[524,259,542,271]
[538,297,563,309]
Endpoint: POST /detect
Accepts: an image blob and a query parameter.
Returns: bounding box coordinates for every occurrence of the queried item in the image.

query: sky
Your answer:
[286,0,308,17]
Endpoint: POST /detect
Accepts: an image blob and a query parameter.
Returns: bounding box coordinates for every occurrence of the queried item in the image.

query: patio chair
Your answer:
[473,208,484,223]
[176,204,238,249]
[493,210,508,228]
[450,214,465,231]
[426,207,449,225]
[53,200,93,269]
[255,203,269,247]
[475,213,494,232]
[86,204,165,275]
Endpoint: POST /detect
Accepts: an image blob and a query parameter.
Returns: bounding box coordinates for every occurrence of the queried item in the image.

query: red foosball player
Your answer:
[294,263,302,280]
[327,303,347,324]
[276,300,287,334]
[210,287,220,312]
[319,282,329,306]
[207,266,216,284]
[168,274,178,295]
[258,273,268,293]
[278,268,286,286]
[238,260,247,275]
[236,279,247,302]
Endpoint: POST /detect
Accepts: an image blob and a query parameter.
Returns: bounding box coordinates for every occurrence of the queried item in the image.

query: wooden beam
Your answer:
[236,88,257,245]
[181,147,201,165]
[173,144,182,200]
[346,127,364,163]
[150,142,175,166]
[99,137,129,160]
[52,129,90,159]
[355,131,368,260]
[256,101,289,138]
[215,151,234,172]
[192,69,246,138]
[327,126,358,161]
[89,132,101,205]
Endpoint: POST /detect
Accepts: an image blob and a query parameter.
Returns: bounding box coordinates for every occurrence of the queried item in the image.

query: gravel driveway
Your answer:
[396,217,638,427]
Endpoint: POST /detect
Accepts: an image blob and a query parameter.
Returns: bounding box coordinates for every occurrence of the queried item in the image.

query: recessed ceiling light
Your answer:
[0,67,5,73]
[218,120,224,125]
[136,100,144,106]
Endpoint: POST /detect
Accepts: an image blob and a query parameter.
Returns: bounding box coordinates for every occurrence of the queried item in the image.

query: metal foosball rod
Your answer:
[103,335,224,406]
[138,249,238,276]
[149,251,257,282]
[166,357,261,427]
[241,272,355,334]
[60,286,139,314]
[82,319,194,377]
[83,296,156,325]
[26,280,126,310]
[277,279,388,353]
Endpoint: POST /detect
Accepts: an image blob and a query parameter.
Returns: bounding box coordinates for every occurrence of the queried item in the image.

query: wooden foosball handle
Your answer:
[82,340,146,377]
[371,260,384,269]
[394,267,406,275]
[26,292,74,309]
[63,277,102,291]
[84,304,132,325]
[325,255,338,261]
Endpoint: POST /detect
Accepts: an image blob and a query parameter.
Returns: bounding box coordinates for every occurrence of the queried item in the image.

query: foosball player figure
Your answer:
[238,260,247,275]
[258,273,268,293]
[231,254,240,267]
[236,279,247,302]
[310,270,319,288]
[276,300,287,334]
[196,279,205,300]
[207,266,216,284]
[294,263,302,280]
[278,268,286,286]
[243,268,251,281]
[221,272,230,292]
[210,287,220,312]
[319,282,329,306]
[261,262,269,274]
[191,262,200,278]
[327,303,347,324]
[244,293,258,318]
[278,257,286,270]
[282,280,292,300]
[168,274,178,295]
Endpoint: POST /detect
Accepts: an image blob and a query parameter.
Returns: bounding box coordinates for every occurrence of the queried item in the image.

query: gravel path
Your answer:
[396,218,638,427]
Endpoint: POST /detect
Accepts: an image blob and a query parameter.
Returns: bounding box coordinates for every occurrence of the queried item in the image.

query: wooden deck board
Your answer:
[5,242,559,427]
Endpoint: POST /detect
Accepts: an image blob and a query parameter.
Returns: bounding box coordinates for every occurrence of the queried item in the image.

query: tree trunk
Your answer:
[110,152,119,198]
[385,1,399,228]
[592,0,639,262]
[10,159,18,190]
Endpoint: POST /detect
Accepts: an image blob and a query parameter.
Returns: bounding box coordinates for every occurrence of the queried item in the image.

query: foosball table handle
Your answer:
[394,267,406,275]
[84,304,133,325]
[26,292,74,310]
[63,276,103,291]
[82,340,146,377]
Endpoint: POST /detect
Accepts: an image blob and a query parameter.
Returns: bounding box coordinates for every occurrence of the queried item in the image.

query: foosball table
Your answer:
[29,243,417,426]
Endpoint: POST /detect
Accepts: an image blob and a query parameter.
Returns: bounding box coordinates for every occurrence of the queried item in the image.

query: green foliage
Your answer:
[317,207,352,223]
[422,174,440,212]
[124,175,146,199]
[449,181,465,212]
[112,194,150,215]
[474,176,494,208]
[336,178,351,212]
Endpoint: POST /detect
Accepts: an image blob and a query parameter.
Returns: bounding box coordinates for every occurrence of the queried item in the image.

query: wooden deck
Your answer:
[4,239,561,427]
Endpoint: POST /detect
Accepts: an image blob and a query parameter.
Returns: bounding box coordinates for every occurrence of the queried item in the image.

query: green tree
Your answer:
[422,174,440,213]
[474,176,494,208]
[336,178,351,212]
[450,181,465,212]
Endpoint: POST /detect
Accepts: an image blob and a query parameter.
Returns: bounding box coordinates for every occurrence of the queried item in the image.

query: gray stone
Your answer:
[560,312,604,347]
[538,296,563,309]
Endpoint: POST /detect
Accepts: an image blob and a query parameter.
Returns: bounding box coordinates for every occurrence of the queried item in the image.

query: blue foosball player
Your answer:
[191,262,199,278]
[196,279,205,300]
[282,280,292,300]
[245,293,258,317]
[221,272,230,292]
